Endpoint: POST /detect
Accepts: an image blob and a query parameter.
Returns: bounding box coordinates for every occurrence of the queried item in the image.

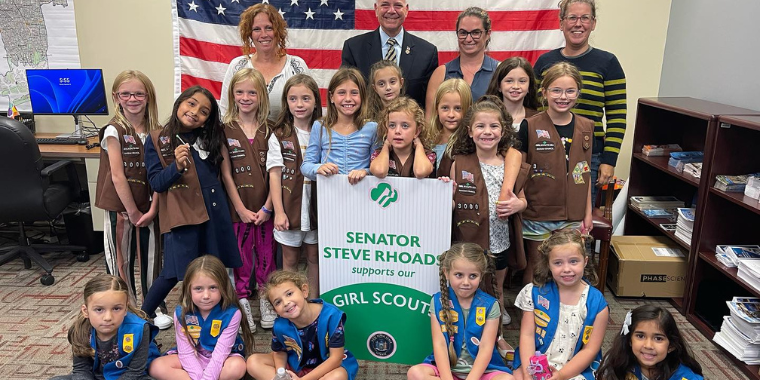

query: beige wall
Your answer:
[38,0,671,180]
[591,0,671,179]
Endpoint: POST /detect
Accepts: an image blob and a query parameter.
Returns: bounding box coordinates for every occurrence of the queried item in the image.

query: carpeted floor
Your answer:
[0,252,749,379]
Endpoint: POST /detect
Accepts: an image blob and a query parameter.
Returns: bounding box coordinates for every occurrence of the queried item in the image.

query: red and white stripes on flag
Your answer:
[172,0,564,105]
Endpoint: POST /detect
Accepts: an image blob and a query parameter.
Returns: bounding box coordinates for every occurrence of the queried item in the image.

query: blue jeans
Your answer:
[590,152,601,207]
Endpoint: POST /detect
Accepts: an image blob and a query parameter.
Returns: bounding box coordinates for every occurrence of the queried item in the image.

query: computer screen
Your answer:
[26,69,108,115]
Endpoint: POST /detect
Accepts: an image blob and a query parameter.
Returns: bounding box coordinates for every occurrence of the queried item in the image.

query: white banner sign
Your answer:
[318,174,452,364]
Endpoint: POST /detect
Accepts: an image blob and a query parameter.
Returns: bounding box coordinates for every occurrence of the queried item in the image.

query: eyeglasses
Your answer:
[117,92,147,100]
[546,87,579,99]
[457,29,483,40]
[563,14,595,25]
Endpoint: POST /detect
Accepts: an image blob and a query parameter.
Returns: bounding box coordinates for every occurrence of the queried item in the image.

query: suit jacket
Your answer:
[341,28,438,108]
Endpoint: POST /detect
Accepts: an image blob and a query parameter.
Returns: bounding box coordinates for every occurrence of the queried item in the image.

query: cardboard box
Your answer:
[607,236,688,297]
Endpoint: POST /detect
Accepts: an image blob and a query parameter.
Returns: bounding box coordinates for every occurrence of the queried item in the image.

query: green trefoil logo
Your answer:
[370,183,398,208]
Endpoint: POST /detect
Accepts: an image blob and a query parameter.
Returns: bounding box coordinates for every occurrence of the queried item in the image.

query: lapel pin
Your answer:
[405,46,410,54]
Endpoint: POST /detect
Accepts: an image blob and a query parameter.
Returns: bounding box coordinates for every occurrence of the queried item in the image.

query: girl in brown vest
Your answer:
[266,74,322,297]
[94,70,172,329]
[140,86,242,323]
[370,97,435,178]
[515,62,594,286]
[220,68,276,331]
[448,95,527,328]
[431,79,472,178]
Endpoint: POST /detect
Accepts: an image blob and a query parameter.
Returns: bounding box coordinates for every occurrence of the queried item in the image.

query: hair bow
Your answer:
[620,310,632,335]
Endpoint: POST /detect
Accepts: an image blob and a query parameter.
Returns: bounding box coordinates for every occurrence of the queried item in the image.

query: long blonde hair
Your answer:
[69,275,146,358]
[178,256,255,355]
[223,68,270,128]
[429,79,472,158]
[111,70,161,135]
[437,243,500,367]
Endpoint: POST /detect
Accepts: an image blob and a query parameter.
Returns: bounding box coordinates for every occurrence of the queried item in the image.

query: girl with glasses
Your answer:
[515,62,595,286]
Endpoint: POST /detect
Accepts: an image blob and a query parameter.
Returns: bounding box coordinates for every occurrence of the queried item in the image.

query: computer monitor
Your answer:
[26,68,108,115]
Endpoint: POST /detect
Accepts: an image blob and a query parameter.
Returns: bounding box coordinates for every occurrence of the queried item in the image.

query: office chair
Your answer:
[590,179,617,294]
[0,117,86,285]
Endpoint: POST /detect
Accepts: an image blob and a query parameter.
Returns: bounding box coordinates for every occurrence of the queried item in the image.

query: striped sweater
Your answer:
[534,47,627,166]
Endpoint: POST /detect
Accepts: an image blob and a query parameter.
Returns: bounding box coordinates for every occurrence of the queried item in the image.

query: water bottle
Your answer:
[527,351,552,380]
[273,367,292,380]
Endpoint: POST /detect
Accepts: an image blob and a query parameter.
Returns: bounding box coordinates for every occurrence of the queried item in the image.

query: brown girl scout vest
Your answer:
[95,119,151,213]
[150,129,209,233]
[523,112,593,222]
[452,153,490,251]
[222,121,272,223]
[274,130,317,230]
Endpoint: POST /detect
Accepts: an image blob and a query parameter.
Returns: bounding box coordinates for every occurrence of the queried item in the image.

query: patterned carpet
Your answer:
[0,252,749,379]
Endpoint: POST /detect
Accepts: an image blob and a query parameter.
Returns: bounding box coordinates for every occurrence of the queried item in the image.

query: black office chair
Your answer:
[0,117,86,285]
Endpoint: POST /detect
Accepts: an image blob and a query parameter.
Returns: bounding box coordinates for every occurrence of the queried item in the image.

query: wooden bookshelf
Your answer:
[624,99,760,380]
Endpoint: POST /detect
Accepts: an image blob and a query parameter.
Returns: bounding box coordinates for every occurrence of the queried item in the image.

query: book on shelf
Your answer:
[714,173,760,193]
[745,176,760,200]
[629,196,684,210]
[717,252,737,267]
[674,208,695,246]
[659,223,677,232]
[716,245,760,267]
[642,208,675,219]
[683,162,702,178]
[642,144,682,157]
[667,151,703,173]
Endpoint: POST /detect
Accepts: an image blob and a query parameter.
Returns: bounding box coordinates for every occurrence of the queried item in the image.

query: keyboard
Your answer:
[36,137,87,145]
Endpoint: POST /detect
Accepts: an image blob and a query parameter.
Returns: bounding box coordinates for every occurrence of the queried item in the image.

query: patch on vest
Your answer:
[283,335,303,361]
[572,161,590,184]
[582,326,593,344]
[471,336,480,346]
[537,295,550,309]
[535,141,555,152]
[160,136,171,145]
[122,334,134,353]
[210,319,222,337]
[227,138,241,148]
[534,309,550,328]
[282,140,295,150]
[124,135,136,145]
[536,129,550,139]
[475,306,486,326]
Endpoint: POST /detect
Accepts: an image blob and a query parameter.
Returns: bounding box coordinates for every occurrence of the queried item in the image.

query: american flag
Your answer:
[172,0,564,106]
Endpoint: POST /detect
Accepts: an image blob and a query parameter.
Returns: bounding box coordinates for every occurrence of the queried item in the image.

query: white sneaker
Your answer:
[239,298,257,333]
[260,298,277,329]
[154,310,173,330]
[501,309,511,325]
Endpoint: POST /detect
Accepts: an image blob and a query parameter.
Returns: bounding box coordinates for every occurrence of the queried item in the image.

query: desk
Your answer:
[37,133,104,232]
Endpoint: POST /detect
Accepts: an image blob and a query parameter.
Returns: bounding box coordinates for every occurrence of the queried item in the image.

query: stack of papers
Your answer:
[684,162,702,178]
[738,260,760,292]
[716,245,760,267]
[642,144,682,157]
[715,173,760,193]
[714,297,760,365]
[674,208,695,246]
[745,176,760,200]
[668,152,703,173]
[629,196,684,220]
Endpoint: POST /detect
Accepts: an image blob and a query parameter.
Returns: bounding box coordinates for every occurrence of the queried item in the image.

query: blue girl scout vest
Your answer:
[513,281,607,379]
[629,364,704,380]
[271,299,359,380]
[174,304,245,355]
[90,312,160,380]
[425,287,511,373]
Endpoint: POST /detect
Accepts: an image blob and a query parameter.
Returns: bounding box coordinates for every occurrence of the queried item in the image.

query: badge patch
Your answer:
[470,336,480,346]
[227,138,241,148]
[475,306,486,326]
[282,140,295,150]
[210,319,222,337]
[123,135,136,144]
[537,295,549,309]
[536,129,550,139]
[283,335,303,361]
[122,334,134,353]
[185,315,199,325]
[461,170,474,183]
[535,141,555,152]
[160,136,170,145]
[534,309,550,328]
[439,309,459,323]
[573,173,585,184]
[389,160,396,170]
[583,326,594,344]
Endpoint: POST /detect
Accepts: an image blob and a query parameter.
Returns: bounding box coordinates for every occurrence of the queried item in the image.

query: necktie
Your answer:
[385,38,397,62]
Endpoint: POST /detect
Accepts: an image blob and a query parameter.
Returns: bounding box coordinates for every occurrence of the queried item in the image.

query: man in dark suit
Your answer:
[341,0,438,108]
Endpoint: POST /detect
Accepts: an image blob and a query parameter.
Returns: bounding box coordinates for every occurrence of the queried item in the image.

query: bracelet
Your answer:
[261,205,272,214]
